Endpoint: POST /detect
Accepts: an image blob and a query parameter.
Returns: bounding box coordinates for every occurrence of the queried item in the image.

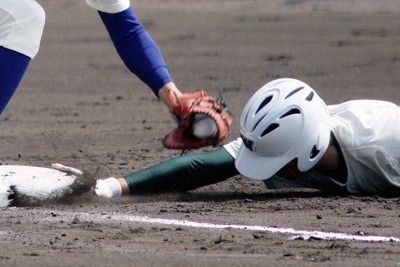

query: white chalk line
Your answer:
[45,211,400,243]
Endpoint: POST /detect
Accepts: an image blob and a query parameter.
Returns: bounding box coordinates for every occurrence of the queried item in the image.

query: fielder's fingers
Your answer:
[51,163,83,176]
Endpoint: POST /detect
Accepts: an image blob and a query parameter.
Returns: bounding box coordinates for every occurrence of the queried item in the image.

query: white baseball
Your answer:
[193,114,218,139]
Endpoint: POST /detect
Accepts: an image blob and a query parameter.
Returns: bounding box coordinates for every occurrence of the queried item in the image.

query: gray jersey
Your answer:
[224,100,400,194]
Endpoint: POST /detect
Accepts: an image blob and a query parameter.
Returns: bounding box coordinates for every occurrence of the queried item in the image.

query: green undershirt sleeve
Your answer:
[124,147,239,193]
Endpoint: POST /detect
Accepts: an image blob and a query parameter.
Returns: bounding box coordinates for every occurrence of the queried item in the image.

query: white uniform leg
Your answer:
[86,0,130,13]
[0,0,45,59]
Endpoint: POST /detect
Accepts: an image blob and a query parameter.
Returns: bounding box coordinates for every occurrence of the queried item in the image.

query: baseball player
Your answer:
[95,78,400,197]
[86,0,232,148]
[0,0,45,114]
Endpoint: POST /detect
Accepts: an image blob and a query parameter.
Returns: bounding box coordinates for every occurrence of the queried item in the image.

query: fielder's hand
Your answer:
[163,90,233,149]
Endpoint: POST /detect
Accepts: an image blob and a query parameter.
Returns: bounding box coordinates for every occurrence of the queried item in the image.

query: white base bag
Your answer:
[0,164,90,207]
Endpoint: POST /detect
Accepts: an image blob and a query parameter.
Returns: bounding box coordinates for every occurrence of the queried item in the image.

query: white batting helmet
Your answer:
[235,78,331,180]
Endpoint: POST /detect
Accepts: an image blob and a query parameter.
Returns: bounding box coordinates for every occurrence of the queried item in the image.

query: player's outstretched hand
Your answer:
[163,90,233,149]
[95,177,122,198]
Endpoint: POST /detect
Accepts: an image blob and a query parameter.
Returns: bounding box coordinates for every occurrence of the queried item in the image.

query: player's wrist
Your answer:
[158,83,182,111]
[117,178,130,195]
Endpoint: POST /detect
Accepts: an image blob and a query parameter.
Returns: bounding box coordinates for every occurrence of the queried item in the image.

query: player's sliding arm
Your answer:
[95,147,239,198]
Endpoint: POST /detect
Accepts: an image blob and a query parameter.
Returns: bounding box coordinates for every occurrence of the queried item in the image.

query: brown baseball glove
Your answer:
[162,90,233,149]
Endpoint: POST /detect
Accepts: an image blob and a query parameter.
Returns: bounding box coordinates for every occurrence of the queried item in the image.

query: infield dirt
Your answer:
[1,0,400,266]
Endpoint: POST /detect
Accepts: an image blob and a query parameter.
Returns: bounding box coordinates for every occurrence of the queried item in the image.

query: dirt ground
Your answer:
[1,0,400,266]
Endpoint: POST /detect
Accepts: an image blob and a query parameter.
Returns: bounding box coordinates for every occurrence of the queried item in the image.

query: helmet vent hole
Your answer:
[261,123,279,137]
[256,96,273,114]
[285,86,304,99]
[310,145,320,159]
[280,108,301,119]
[252,116,264,131]
[305,91,314,101]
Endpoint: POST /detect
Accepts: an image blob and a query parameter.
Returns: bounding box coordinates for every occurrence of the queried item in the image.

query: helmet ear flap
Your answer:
[297,123,331,172]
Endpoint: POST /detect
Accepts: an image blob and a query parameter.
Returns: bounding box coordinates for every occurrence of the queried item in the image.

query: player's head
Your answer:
[235,78,331,180]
